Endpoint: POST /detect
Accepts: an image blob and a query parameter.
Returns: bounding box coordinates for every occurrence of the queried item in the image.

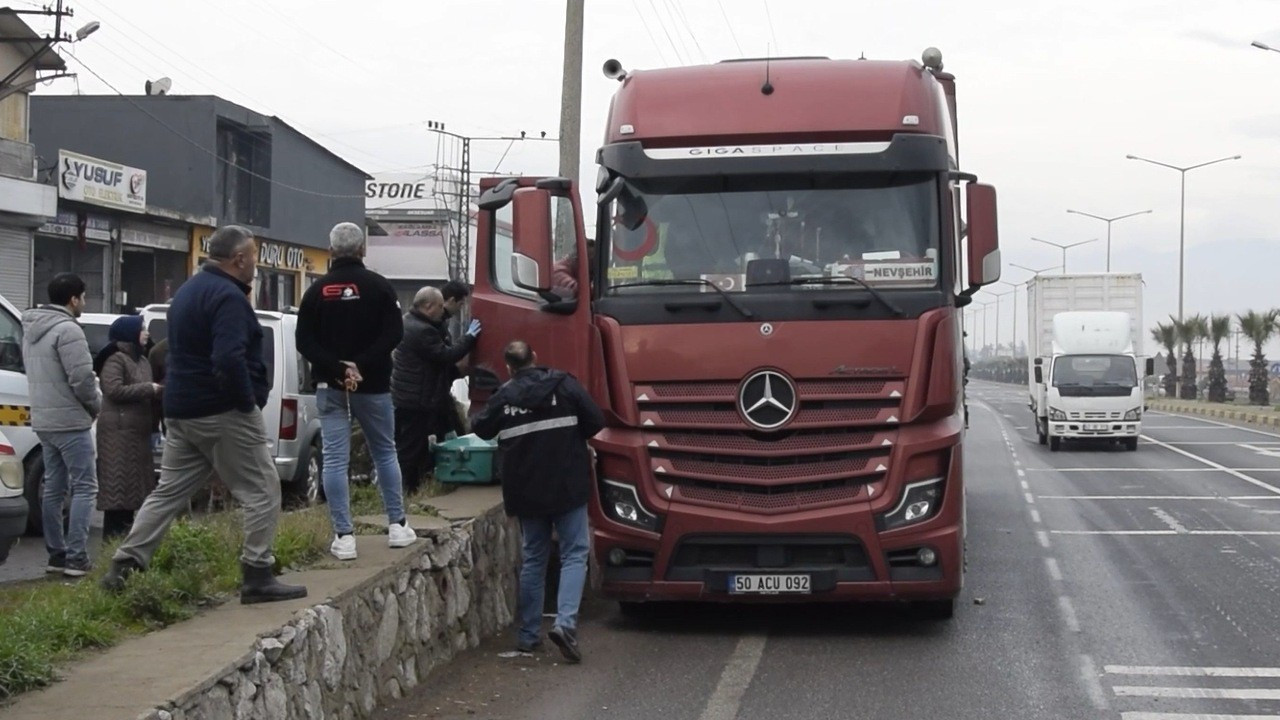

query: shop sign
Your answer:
[365,173,443,214]
[58,150,147,213]
[198,236,306,270]
[121,222,187,253]
[38,209,113,242]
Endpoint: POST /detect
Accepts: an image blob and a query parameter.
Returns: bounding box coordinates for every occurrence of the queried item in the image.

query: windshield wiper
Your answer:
[752,276,906,317]
[609,279,756,320]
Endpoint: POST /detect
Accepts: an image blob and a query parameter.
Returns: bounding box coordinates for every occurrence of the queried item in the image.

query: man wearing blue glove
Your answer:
[391,285,480,493]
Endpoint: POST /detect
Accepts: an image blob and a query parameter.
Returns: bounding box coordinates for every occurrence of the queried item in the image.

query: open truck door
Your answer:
[468,177,600,413]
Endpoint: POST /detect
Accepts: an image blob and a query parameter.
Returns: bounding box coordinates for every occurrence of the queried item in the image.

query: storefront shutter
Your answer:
[0,225,32,309]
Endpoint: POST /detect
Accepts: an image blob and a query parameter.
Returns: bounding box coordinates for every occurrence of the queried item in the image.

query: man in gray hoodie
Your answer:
[21,273,102,577]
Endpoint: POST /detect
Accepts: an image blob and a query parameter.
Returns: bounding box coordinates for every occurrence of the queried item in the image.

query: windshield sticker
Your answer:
[831,260,936,284]
[699,274,747,292]
[608,265,640,281]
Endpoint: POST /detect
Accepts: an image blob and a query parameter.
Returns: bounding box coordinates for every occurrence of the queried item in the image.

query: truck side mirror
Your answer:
[511,188,554,293]
[965,183,999,291]
[1145,358,1155,377]
[1034,366,1043,384]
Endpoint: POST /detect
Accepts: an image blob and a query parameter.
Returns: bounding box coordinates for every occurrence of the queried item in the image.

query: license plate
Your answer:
[1084,422,1109,431]
[729,574,811,595]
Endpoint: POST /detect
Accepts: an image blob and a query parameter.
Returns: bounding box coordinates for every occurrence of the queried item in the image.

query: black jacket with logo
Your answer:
[296,258,403,394]
[391,310,475,413]
[472,367,605,518]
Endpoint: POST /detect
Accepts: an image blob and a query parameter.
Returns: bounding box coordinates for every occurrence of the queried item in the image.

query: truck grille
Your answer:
[634,379,902,514]
[1069,411,1122,420]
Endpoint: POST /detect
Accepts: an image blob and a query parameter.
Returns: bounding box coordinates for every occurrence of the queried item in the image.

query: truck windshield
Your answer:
[603,173,940,294]
[1052,355,1137,389]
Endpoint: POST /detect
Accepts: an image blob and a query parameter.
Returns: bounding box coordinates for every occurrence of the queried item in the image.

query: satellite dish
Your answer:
[145,77,172,96]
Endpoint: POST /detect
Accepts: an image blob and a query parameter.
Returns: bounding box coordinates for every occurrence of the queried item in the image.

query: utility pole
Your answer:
[555,0,585,255]
[1,0,85,94]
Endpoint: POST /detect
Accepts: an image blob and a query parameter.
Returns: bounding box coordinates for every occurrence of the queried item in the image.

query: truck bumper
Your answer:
[1050,421,1140,438]
[595,505,963,604]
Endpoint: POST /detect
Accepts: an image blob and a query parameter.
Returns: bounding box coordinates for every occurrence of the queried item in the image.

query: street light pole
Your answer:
[1010,262,1060,277]
[1125,153,1241,329]
[999,280,1025,357]
[1065,209,1152,272]
[1252,40,1280,54]
[1030,237,1098,273]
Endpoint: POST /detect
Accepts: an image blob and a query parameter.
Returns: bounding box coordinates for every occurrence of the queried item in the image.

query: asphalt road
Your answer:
[372,382,1280,720]
[0,511,103,584]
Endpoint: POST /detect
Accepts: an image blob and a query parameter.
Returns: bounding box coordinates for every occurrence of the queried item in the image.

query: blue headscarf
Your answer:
[94,315,145,375]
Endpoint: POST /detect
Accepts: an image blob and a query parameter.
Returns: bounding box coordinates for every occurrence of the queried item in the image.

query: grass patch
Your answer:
[0,506,331,701]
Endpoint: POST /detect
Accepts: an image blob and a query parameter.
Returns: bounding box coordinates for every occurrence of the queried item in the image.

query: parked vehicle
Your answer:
[141,304,324,502]
[1,293,44,534]
[1026,273,1153,451]
[466,50,1001,619]
[78,312,124,356]
[0,428,27,564]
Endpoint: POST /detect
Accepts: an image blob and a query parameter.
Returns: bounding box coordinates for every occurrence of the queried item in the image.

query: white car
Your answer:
[142,305,324,503]
[1,428,28,563]
[0,293,42,536]
[78,312,125,357]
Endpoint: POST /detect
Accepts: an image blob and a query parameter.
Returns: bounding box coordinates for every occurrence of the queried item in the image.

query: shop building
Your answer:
[30,94,367,311]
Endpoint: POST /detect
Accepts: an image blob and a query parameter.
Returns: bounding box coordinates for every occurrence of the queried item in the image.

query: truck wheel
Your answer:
[23,453,44,536]
[1049,436,1062,452]
[1125,438,1139,452]
[914,599,955,621]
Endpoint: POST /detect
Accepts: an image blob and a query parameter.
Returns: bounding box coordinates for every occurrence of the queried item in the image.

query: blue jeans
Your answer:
[517,504,590,647]
[317,389,405,535]
[37,429,97,564]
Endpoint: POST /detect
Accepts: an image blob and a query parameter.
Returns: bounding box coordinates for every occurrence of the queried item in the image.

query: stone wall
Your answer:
[139,506,520,720]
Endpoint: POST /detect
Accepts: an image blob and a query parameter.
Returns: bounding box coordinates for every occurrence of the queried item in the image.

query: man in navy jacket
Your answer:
[473,341,604,663]
[103,225,306,604]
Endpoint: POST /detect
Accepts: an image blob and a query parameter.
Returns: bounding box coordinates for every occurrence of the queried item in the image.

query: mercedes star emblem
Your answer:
[760,323,774,336]
[738,370,798,430]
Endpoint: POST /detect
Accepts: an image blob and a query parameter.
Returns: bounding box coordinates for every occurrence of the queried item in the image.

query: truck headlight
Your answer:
[0,460,21,491]
[1049,407,1067,421]
[600,480,661,533]
[877,478,945,531]
[1124,408,1141,421]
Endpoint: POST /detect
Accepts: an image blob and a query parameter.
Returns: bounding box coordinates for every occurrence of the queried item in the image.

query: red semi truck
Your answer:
[469,49,1000,619]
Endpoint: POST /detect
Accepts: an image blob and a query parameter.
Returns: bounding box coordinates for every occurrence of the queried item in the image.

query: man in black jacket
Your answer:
[473,341,604,663]
[391,285,481,493]
[296,222,416,562]
[103,225,306,604]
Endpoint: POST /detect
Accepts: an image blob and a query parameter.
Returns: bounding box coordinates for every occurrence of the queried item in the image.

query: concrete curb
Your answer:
[1147,400,1280,429]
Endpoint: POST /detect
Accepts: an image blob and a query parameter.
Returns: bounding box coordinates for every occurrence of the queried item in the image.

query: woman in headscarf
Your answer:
[94,315,162,541]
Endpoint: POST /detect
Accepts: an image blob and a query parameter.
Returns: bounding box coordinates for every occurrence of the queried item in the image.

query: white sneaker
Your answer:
[388,523,418,548]
[330,534,358,561]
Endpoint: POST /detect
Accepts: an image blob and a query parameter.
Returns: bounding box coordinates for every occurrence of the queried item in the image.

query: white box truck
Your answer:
[1026,273,1154,451]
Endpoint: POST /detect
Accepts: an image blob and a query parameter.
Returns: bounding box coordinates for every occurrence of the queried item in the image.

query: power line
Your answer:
[632,0,671,66]
[67,55,367,200]
[717,0,744,56]
[658,0,698,63]
[247,0,372,74]
[645,0,686,64]
[667,0,708,63]
[763,0,780,54]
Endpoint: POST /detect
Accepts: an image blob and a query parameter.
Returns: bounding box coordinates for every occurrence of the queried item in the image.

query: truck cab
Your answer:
[468,51,1000,618]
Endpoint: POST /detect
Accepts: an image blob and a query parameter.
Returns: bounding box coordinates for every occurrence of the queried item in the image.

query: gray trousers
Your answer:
[113,408,281,569]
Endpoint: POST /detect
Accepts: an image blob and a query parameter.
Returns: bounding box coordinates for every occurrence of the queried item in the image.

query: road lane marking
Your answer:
[1017,468,1027,477]
[1027,468,1280,473]
[1025,492,1036,505]
[1116,707,1280,712]
[1036,530,1051,547]
[1038,495,1280,501]
[1021,480,1030,491]
[698,634,768,720]
[1113,687,1280,700]
[1052,530,1280,536]
[1030,509,1042,524]
[1151,507,1189,534]
[1121,714,1280,719]
[1058,596,1080,632]
[1147,413,1280,439]
[1106,666,1280,677]
[1141,435,1280,495]
[1079,654,1110,710]
[1239,443,1280,459]
[1045,557,1062,581]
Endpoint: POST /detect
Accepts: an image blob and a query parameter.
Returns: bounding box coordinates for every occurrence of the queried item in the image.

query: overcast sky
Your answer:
[27,0,1280,356]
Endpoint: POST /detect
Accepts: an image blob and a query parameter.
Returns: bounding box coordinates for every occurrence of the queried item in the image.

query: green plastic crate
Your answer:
[434,434,499,485]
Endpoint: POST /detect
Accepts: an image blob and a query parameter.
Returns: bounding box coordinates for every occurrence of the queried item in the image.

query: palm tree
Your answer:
[1238,310,1278,406]
[1151,322,1177,397]
[1173,316,1204,400]
[1207,314,1231,403]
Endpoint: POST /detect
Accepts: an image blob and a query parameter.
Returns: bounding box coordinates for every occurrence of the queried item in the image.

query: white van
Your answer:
[0,428,27,562]
[141,305,324,503]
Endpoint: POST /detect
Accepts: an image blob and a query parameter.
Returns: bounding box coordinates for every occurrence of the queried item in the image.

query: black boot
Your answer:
[240,562,308,605]
[101,557,144,593]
